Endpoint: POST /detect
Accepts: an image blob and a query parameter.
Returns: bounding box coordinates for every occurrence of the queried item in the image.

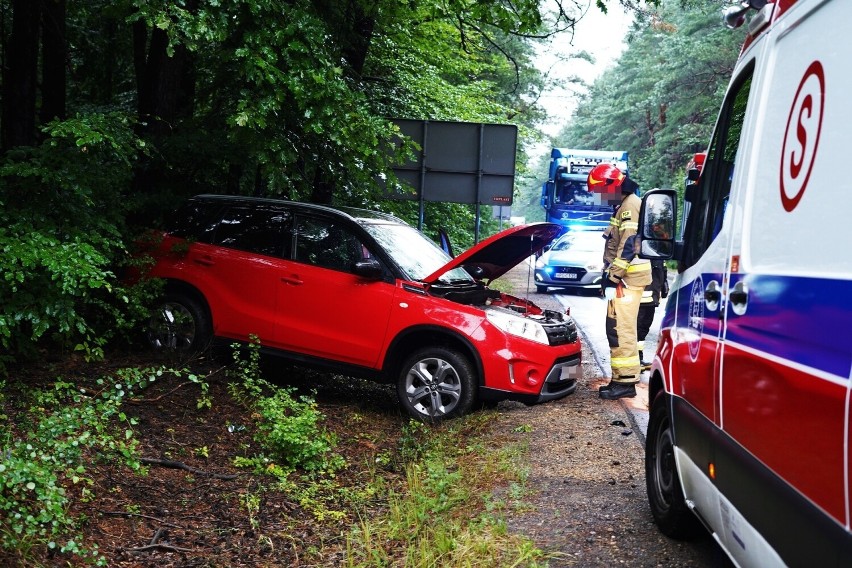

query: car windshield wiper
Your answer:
[442,278,475,285]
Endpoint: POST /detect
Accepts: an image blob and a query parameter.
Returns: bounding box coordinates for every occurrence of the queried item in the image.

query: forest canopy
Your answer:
[513,0,746,222]
[0,0,744,365]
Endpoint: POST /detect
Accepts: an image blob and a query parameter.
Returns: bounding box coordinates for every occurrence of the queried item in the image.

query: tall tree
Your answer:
[1,0,39,149]
[39,0,66,124]
[554,0,745,189]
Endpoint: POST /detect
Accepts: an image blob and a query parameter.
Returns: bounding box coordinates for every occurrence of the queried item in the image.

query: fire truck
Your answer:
[636,1,852,566]
[539,148,628,232]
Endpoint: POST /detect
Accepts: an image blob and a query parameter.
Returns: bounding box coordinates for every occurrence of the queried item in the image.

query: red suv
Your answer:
[144,195,581,421]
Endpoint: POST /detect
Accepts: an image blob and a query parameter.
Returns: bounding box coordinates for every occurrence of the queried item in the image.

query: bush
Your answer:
[227,339,344,474]
[0,367,167,564]
[0,112,150,368]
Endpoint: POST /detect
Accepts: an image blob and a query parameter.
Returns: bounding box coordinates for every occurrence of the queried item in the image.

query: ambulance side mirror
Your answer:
[639,189,680,261]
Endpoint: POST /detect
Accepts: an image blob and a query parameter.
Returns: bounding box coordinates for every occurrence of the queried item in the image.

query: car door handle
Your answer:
[193,255,215,266]
[281,275,304,286]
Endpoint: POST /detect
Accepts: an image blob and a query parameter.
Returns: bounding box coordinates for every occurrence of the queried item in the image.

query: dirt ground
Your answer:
[2,263,733,567]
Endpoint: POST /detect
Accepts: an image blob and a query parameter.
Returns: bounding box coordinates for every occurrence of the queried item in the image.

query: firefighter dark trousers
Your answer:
[636,301,656,357]
[605,286,643,383]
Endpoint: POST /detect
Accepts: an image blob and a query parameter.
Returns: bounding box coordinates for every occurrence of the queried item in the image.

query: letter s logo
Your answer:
[780,61,825,212]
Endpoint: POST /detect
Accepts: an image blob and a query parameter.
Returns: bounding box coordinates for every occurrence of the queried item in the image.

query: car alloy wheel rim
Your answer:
[148,302,196,350]
[404,357,462,418]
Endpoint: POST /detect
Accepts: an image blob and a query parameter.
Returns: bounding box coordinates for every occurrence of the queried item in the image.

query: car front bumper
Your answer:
[534,268,602,288]
[479,353,581,404]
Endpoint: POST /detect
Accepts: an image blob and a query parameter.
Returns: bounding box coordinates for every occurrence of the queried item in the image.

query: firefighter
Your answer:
[587,164,652,399]
[637,259,668,368]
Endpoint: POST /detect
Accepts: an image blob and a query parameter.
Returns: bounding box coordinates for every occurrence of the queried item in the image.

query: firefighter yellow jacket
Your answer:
[604,193,652,288]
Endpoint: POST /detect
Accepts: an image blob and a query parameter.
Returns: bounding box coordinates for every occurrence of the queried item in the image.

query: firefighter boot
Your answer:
[599,381,637,400]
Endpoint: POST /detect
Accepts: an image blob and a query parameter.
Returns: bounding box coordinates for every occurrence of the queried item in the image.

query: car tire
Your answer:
[147,292,212,352]
[397,347,476,422]
[645,391,703,539]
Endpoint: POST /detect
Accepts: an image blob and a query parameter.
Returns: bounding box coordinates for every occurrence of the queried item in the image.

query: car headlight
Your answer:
[486,309,549,345]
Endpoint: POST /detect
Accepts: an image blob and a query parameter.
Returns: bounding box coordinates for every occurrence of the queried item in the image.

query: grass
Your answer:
[345,415,551,567]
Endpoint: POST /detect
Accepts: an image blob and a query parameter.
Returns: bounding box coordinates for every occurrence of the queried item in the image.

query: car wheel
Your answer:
[536,285,547,294]
[397,347,476,422]
[147,293,212,352]
[645,391,703,539]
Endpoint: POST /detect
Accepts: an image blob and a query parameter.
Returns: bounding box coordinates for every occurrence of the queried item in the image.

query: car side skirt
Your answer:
[217,338,387,382]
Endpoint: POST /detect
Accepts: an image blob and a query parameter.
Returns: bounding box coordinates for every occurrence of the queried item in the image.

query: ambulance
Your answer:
[636,0,852,565]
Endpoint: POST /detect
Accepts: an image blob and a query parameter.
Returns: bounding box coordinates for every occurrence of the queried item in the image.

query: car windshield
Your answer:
[363,222,475,283]
[551,231,605,253]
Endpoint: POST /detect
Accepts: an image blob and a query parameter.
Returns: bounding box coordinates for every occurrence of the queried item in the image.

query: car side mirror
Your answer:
[353,258,384,280]
[438,228,455,257]
[638,189,679,261]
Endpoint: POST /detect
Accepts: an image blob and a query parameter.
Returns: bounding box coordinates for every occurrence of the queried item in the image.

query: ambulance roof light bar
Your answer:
[723,0,769,29]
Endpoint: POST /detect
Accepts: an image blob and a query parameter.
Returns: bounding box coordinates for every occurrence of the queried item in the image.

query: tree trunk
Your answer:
[2,0,40,150]
[310,163,334,204]
[131,1,198,197]
[40,0,67,125]
[134,1,197,135]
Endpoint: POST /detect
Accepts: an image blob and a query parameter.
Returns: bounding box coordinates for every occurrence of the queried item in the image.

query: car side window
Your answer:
[294,216,367,272]
[681,62,754,269]
[167,200,223,243]
[212,204,291,257]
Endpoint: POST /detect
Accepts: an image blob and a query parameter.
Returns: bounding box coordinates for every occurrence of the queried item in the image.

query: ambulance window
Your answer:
[681,62,754,268]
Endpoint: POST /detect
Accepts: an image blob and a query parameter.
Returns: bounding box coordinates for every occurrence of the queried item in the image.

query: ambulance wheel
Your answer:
[645,391,703,539]
[397,347,475,422]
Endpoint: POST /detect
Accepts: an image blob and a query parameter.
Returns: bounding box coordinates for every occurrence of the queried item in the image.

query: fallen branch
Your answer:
[124,543,194,554]
[99,510,183,529]
[140,457,238,480]
[127,365,228,404]
[126,381,192,404]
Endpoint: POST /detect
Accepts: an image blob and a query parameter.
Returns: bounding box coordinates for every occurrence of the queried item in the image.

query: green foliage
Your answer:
[1,0,577,366]
[227,339,344,474]
[0,113,150,366]
[0,367,172,564]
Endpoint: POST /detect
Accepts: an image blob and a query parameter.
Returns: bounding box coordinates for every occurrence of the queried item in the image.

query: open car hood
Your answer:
[423,223,563,284]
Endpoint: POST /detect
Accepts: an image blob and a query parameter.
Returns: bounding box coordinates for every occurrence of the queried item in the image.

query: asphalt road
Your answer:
[513,258,669,440]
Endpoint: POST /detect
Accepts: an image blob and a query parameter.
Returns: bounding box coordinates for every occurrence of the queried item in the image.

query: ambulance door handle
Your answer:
[704,280,721,312]
[729,281,749,316]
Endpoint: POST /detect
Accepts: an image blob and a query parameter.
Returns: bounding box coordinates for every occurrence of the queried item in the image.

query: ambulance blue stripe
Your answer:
[665,273,852,382]
[724,274,852,381]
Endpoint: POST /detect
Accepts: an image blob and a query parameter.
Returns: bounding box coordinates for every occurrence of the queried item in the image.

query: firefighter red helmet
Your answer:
[587,163,625,193]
